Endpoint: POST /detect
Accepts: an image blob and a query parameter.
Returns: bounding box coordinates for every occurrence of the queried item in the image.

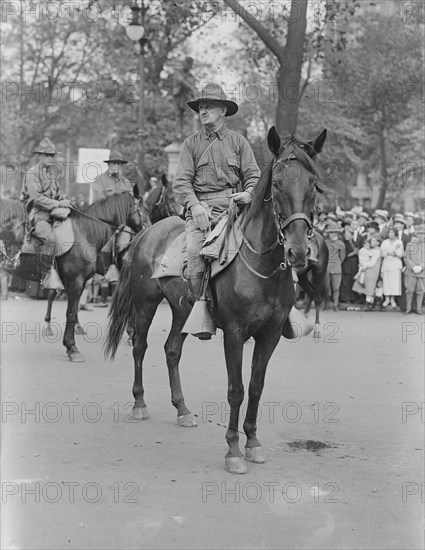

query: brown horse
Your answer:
[10,192,149,362]
[297,230,329,337]
[105,128,327,474]
[145,174,181,224]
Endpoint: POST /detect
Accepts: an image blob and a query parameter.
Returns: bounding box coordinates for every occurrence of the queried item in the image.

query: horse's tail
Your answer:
[104,246,135,360]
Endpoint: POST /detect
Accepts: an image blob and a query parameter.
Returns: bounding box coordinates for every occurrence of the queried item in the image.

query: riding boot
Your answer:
[413,292,423,314]
[187,274,204,304]
[182,272,216,340]
[404,291,413,314]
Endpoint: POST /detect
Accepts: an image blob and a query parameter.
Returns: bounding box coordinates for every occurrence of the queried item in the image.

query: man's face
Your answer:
[406,216,414,228]
[108,162,121,176]
[351,219,359,231]
[198,101,226,126]
[39,153,55,167]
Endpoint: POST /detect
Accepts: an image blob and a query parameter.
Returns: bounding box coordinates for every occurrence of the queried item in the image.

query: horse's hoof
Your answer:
[67,350,85,362]
[313,324,320,339]
[43,325,54,338]
[225,457,247,474]
[132,407,149,421]
[75,324,86,335]
[245,446,266,464]
[177,413,197,427]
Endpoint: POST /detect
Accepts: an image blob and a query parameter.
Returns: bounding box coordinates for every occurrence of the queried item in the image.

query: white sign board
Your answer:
[76,148,110,204]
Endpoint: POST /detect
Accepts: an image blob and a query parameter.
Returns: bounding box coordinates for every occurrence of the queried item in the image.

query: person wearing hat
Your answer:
[173,82,261,301]
[403,224,425,314]
[20,137,70,259]
[353,212,369,248]
[404,212,416,237]
[392,213,411,247]
[91,150,133,203]
[324,220,346,311]
[373,209,389,239]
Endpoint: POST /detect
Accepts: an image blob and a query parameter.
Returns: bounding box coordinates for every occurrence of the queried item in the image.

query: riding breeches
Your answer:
[185,195,231,277]
[33,212,56,256]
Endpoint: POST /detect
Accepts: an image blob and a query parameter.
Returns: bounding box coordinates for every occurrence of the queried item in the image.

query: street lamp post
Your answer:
[125,0,148,184]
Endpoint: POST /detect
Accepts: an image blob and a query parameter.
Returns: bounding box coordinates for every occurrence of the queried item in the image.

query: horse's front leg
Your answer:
[223,329,246,474]
[244,324,282,465]
[63,278,85,362]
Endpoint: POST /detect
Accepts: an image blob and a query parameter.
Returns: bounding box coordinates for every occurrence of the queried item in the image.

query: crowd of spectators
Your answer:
[313,207,425,314]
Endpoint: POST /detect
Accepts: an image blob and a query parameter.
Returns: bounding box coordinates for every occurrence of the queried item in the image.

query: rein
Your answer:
[69,204,138,235]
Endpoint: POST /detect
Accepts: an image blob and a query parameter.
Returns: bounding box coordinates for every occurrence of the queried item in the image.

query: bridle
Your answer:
[155,187,179,218]
[236,153,320,278]
[270,155,317,249]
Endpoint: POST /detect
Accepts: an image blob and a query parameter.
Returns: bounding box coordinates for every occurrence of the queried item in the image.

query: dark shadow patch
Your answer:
[286,439,338,452]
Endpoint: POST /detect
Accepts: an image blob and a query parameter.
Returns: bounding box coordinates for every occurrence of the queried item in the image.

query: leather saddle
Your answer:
[152,214,243,280]
[21,218,74,257]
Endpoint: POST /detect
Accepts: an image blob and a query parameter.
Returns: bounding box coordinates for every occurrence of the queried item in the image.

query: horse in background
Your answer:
[8,192,149,361]
[145,174,181,224]
[105,128,327,474]
[296,230,329,338]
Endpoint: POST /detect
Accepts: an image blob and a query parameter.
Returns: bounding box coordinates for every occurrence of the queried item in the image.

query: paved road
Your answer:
[1,297,424,549]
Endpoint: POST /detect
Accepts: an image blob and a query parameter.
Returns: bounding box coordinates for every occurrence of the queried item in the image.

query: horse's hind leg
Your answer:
[165,306,195,427]
[43,289,57,337]
[132,297,161,420]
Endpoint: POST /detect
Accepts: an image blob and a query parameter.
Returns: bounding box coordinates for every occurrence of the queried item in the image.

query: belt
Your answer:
[196,188,236,201]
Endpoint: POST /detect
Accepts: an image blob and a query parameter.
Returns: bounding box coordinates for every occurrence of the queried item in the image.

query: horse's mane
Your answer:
[71,192,134,245]
[145,186,162,213]
[0,198,26,225]
[243,137,322,225]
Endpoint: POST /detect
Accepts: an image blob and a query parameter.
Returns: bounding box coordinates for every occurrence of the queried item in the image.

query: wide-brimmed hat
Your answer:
[105,150,128,164]
[404,211,415,219]
[187,83,238,117]
[374,209,388,221]
[357,211,370,221]
[393,213,406,226]
[33,137,61,155]
[324,220,340,233]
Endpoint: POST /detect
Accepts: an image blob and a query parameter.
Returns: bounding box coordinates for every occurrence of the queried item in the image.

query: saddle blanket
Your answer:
[152,216,243,280]
[21,218,74,257]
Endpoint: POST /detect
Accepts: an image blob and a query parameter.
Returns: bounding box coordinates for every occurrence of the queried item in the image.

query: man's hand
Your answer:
[58,199,71,208]
[413,265,422,274]
[230,191,251,205]
[191,203,210,231]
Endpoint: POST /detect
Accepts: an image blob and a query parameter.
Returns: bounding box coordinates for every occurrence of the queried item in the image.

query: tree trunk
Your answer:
[222,0,308,136]
[275,0,308,135]
[375,125,388,209]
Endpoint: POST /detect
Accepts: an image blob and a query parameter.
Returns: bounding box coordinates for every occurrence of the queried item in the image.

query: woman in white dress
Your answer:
[352,236,382,310]
[380,228,404,308]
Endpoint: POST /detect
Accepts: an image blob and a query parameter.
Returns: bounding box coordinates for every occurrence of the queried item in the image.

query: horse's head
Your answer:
[159,174,181,218]
[128,186,151,233]
[268,127,327,269]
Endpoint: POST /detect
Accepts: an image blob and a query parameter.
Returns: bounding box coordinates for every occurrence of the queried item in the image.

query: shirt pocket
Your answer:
[226,156,241,185]
[195,158,214,186]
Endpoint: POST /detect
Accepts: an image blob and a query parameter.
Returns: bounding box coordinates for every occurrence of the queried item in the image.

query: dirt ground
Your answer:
[1,297,424,549]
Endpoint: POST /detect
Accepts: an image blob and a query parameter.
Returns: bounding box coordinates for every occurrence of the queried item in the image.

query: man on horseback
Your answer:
[20,137,70,262]
[173,83,261,301]
[91,150,133,202]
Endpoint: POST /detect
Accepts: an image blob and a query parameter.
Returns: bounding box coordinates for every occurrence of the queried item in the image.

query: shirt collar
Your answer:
[204,125,227,141]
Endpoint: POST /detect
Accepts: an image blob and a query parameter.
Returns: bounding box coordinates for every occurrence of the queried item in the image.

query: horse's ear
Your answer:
[161,174,168,187]
[267,126,281,156]
[308,129,327,156]
[133,184,140,199]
